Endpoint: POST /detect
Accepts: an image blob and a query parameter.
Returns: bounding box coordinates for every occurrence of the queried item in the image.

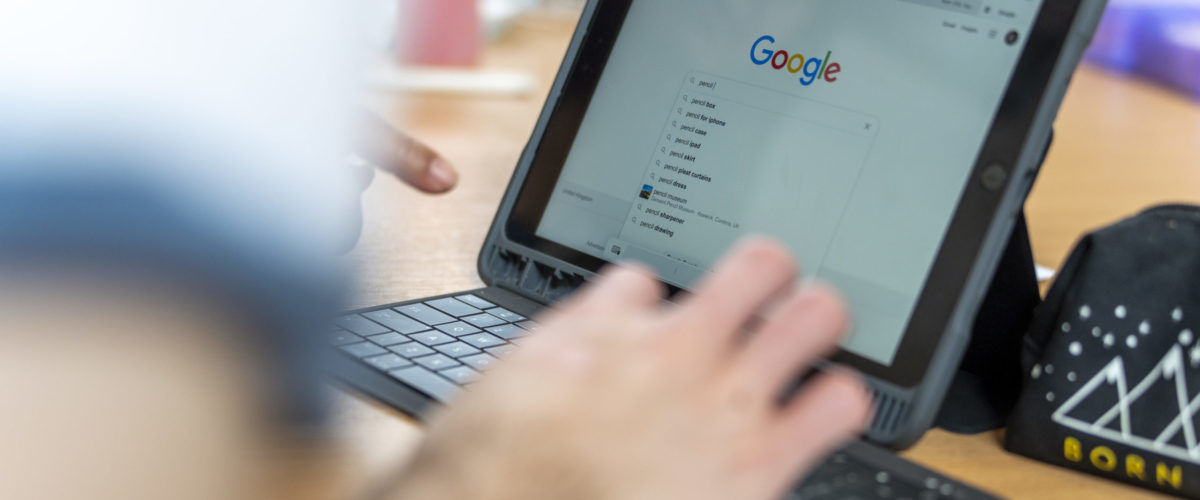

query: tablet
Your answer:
[482,0,1106,446]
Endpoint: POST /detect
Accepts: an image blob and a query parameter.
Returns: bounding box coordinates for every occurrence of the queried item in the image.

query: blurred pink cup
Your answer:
[397,0,481,66]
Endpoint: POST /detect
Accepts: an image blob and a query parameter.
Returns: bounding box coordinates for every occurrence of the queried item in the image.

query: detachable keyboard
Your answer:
[331,288,999,500]
[794,440,994,500]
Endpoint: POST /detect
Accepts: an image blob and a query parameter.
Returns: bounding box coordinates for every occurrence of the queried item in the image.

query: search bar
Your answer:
[897,0,983,16]
[897,0,1039,27]
[687,71,880,138]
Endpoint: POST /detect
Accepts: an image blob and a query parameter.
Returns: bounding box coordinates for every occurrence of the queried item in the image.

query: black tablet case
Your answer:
[931,131,1053,435]
[936,213,1041,434]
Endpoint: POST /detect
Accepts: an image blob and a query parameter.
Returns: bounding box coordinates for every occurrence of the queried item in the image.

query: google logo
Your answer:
[750,35,842,86]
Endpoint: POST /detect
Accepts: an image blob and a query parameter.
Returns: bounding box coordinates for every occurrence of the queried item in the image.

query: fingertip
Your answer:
[608,260,656,278]
[768,370,873,477]
[427,158,458,193]
[576,262,665,309]
[794,282,851,338]
[818,370,875,432]
[736,234,787,250]
[730,236,798,278]
[605,262,665,294]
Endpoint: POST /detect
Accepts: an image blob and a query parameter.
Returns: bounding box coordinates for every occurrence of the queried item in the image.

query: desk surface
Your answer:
[341,11,1200,499]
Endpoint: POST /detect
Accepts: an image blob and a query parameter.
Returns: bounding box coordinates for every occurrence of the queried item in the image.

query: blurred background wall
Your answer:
[1085,0,1200,101]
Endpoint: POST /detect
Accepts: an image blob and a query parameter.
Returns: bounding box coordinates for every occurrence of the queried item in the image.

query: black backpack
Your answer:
[1006,205,1200,498]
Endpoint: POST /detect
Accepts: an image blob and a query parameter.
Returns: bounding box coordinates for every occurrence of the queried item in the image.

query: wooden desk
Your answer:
[341,11,1200,499]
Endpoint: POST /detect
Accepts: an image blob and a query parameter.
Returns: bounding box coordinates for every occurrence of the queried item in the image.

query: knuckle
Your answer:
[672,299,722,333]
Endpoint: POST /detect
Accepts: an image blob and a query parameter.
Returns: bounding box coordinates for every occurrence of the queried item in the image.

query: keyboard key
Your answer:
[413,354,461,371]
[367,332,409,347]
[341,342,388,358]
[389,366,461,401]
[435,321,481,337]
[456,294,496,309]
[427,297,483,317]
[461,353,499,371]
[515,320,539,332]
[336,315,390,336]
[364,353,412,371]
[331,330,362,346]
[364,309,428,334]
[435,341,482,358]
[409,330,455,347]
[486,307,526,322]
[440,366,481,385]
[461,332,505,349]
[390,342,435,358]
[485,324,527,340]
[396,304,455,326]
[462,313,507,329]
[486,344,516,357]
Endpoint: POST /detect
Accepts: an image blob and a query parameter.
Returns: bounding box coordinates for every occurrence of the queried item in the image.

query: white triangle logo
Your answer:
[1053,345,1200,464]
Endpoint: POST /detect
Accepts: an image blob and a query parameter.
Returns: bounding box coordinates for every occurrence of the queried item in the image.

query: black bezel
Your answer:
[505,0,1083,387]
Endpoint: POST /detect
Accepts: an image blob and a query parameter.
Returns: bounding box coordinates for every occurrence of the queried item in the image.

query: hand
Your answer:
[356,111,458,194]
[392,238,873,500]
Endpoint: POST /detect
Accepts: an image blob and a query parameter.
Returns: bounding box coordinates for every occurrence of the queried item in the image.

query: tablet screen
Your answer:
[533,0,1043,365]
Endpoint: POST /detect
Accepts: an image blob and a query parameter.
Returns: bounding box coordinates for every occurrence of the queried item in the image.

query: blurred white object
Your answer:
[482,0,541,39]
[1036,265,1057,282]
[368,64,536,96]
[483,0,586,38]
[0,0,368,254]
[366,0,402,52]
